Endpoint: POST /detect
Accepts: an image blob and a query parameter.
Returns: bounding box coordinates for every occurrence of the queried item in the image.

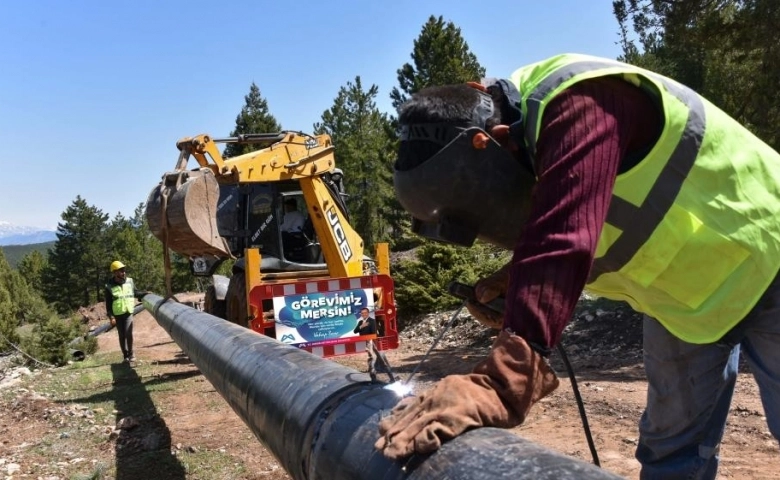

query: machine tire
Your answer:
[204,285,227,319]
[226,272,249,328]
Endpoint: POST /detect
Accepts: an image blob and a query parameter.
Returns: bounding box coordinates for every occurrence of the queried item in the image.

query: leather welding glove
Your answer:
[466,262,511,329]
[375,330,559,459]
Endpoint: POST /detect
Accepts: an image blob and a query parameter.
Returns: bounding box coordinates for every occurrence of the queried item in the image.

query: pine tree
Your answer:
[390,15,486,111]
[0,289,18,354]
[388,15,487,243]
[169,253,198,293]
[388,17,513,318]
[223,83,283,158]
[3,265,50,325]
[614,0,780,149]
[0,249,56,353]
[0,250,20,352]
[17,250,47,294]
[389,15,487,247]
[129,204,166,293]
[314,77,395,248]
[42,196,109,312]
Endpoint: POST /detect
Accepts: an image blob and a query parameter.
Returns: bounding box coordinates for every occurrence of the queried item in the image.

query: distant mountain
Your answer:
[0,221,57,246]
[1,241,55,268]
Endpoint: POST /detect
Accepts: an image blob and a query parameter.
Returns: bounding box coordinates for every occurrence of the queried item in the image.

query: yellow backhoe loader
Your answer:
[145,132,398,357]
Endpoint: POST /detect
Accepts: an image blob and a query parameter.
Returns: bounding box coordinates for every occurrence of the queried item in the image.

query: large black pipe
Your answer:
[143,294,623,480]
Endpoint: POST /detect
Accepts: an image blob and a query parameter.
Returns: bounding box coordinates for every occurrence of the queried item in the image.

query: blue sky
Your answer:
[0,0,623,229]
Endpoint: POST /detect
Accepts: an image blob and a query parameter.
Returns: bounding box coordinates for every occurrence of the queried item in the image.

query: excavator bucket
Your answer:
[146,170,232,259]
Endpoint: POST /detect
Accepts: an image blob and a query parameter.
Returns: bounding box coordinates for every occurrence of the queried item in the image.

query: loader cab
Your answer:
[276,191,322,265]
[187,170,350,277]
[214,181,326,274]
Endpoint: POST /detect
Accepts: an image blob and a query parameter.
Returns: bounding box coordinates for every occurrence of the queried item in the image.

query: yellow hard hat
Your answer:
[110,260,126,272]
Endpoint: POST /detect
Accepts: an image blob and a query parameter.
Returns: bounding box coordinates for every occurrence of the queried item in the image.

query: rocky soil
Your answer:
[0,294,778,479]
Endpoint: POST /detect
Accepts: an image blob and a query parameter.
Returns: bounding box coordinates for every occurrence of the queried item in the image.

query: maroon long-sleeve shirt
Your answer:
[505,77,661,349]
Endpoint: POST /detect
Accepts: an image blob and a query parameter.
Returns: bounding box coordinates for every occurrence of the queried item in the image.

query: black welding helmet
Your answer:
[394,84,536,250]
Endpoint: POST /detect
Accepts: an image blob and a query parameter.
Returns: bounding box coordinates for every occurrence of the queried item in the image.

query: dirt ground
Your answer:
[1,296,778,479]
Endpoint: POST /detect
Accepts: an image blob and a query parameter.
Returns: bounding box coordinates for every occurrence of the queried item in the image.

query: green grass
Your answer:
[0,321,287,480]
[179,449,249,479]
[0,347,250,480]
[71,463,111,480]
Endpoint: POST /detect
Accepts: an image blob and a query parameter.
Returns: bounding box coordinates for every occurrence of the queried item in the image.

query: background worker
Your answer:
[376,54,780,480]
[280,198,305,233]
[280,198,308,262]
[104,260,145,363]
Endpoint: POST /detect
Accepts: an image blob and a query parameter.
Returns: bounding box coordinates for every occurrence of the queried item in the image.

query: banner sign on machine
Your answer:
[273,288,376,348]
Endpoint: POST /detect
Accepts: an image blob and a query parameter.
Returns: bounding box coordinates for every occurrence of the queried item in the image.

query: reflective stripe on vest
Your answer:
[109,279,135,316]
[510,54,780,343]
[522,58,704,276]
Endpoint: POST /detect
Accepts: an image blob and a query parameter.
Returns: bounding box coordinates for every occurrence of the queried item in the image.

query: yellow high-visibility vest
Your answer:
[510,54,780,343]
[108,278,135,316]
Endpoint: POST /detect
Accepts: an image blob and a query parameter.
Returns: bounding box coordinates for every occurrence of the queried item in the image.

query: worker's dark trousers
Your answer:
[115,313,134,360]
[637,272,780,480]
